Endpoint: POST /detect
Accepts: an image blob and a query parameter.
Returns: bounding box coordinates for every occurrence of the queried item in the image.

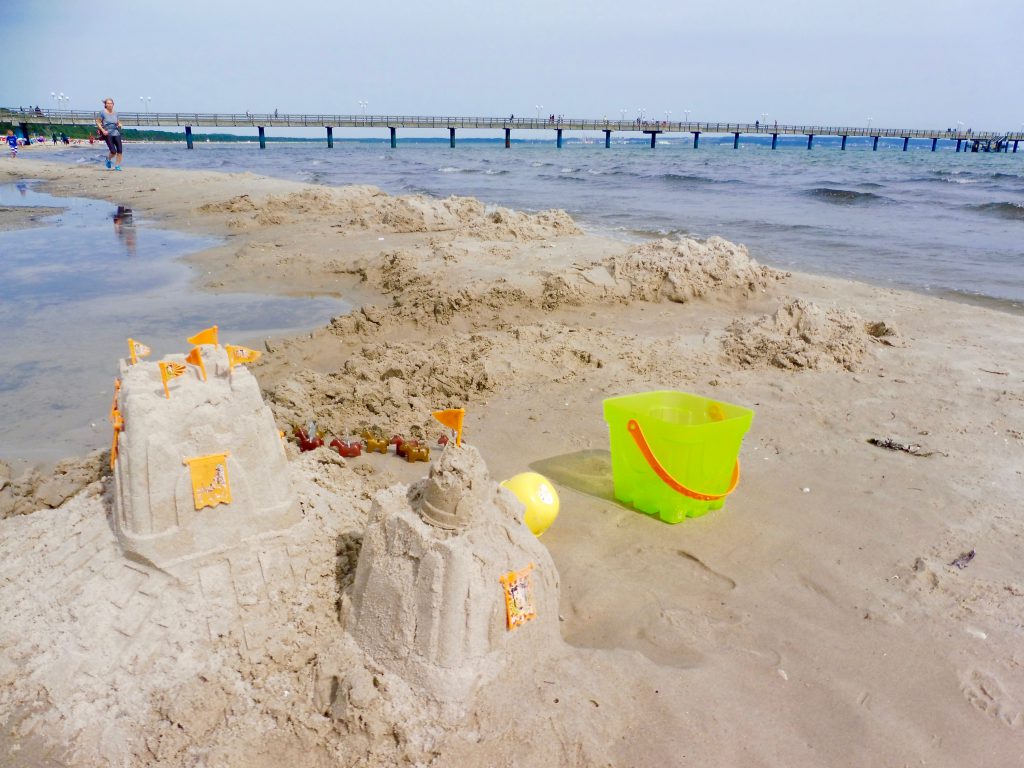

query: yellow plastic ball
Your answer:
[501,472,560,536]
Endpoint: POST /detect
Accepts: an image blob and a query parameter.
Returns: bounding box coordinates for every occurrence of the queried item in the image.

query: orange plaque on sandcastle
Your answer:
[183,452,232,510]
[500,563,537,630]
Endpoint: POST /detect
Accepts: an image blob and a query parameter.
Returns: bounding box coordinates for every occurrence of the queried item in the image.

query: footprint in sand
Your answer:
[961,669,1024,728]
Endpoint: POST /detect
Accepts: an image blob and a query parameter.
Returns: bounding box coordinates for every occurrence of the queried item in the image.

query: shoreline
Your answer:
[1,157,1023,765]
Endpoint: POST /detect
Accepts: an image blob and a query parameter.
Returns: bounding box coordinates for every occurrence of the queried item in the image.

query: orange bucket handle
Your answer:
[627,419,740,502]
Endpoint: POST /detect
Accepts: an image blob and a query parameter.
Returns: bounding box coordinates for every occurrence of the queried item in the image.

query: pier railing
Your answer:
[3,107,1018,142]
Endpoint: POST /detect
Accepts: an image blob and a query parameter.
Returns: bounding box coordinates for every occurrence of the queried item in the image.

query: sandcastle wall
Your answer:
[112,348,298,569]
[343,445,561,702]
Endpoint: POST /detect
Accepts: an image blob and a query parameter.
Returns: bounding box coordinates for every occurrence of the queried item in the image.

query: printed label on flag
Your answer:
[500,563,537,630]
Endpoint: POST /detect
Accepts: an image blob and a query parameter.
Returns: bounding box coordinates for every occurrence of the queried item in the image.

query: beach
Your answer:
[1,157,1023,766]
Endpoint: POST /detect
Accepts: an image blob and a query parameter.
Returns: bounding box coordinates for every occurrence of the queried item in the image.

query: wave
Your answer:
[659,172,720,186]
[804,187,889,204]
[967,202,1024,220]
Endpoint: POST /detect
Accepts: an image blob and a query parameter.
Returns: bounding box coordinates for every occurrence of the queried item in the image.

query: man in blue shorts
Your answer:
[95,97,123,170]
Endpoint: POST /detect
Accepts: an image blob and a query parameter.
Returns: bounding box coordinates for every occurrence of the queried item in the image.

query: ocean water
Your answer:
[0,182,345,462]
[54,135,1024,309]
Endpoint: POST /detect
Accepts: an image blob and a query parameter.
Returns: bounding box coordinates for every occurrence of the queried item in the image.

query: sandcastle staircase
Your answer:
[342,444,562,703]
[111,346,299,570]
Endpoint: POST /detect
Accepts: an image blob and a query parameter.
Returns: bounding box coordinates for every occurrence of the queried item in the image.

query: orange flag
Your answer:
[182,452,232,510]
[432,407,465,446]
[185,347,207,381]
[109,378,121,423]
[109,410,124,470]
[187,325,219,347]
[225,344,262,370]
[158,361,187,399]
[127,338,151,365]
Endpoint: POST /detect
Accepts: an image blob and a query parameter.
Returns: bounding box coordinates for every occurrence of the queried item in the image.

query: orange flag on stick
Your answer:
[182,452,232,510]
[185,347,207,381]
[187,325,219,347]
[158,361,187,399]
[225,344,262,370]
[432,407,465,446]
[127,338,151,365]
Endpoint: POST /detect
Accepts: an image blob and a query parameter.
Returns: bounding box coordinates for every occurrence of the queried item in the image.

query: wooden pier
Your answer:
[3,107,1020,154]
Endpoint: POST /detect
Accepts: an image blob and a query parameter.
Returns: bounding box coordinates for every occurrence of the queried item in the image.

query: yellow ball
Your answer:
[501,472,560,536]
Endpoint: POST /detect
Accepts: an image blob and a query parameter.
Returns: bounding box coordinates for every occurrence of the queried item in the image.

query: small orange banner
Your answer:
[187,325,219,347]
[183,452,232,510]
[225,344,262,370]
[127,338,151,365]
[499,563,537,630]
[158,361,188,399]
[432,408,465,446]
[110,410,124,470]
[109,378,121,423]
[185,347,207,381]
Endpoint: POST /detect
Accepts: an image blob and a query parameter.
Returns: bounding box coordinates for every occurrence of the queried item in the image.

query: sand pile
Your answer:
[0,451,107,520]
[608,236,783,303]
[721,297,869,371]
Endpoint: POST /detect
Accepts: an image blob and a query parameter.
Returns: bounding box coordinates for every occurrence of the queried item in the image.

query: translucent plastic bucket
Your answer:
[603,391,754,523]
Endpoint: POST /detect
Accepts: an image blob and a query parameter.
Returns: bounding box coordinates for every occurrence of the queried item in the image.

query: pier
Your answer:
[3,107,1020,154]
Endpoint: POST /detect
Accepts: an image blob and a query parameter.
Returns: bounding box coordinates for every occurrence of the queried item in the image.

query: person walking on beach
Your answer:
[95,97,123,170]
[6,130,19,158]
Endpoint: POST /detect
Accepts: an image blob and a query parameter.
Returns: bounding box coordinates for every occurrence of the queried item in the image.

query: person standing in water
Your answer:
[95,97,123,170]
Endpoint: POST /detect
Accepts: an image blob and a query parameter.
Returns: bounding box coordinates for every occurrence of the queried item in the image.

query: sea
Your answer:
[2,134,1022,462]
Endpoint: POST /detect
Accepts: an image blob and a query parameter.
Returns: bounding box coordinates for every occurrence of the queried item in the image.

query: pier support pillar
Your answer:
[902,136,909,152]
[956,139,962,152]
[449,127,455,148]
[19,123,30,143]
[327,126,333,148]
[258,126,266,149]
[841,135,847,150]
[733,132,739,149]
[692,131,700,149]
[771,133,777,150]
[185,125,194,149]
[807,134,814,150]
[872,136,879,151]
[972,140,979,152]
[1004,141,1009,153]
[556,128,563,148]
[648,131,657,149]
[604,129,611,148]
[390,127,396,148]
[505,128,511,148]
[931,137,937,152]
[1014,140,1019,153]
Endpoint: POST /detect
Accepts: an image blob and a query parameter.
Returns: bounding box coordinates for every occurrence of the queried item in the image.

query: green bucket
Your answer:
[603,390,754,523]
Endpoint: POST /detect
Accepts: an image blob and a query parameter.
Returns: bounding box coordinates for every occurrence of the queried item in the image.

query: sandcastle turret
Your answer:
[343,444,561,702]
[111,344,298,570]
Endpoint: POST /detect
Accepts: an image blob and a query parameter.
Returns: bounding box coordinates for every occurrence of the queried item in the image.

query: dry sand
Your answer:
[1,159,1023,767]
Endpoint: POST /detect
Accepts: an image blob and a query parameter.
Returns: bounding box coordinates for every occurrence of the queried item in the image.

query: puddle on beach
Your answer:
[0,182,347,464]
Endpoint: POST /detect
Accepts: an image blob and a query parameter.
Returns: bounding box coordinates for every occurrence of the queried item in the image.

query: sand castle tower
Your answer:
[343,444,562,702]
[111,344,298,569]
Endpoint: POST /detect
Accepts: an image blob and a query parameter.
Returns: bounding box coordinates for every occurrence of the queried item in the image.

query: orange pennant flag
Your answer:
[158,361,188,399]
[225,344,262,370]
[187,325,219,347]
[432,407,465,446]
[109,378,121,423]
[183,452,232,510]
[185,347,207,381]
[127,338,151,365]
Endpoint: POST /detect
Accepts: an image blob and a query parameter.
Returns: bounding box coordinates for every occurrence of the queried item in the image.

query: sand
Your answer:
[1,158,1023,767]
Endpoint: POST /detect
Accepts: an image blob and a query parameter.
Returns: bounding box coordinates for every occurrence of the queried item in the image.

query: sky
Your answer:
[2,0,1020,133]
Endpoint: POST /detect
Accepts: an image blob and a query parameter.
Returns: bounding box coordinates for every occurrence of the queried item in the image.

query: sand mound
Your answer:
[721,298,868,371]
[608,236,783,303]
[0,451,108,519]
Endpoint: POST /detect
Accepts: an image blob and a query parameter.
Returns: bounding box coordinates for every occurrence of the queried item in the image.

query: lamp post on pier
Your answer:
[683,109,690,125]
[358,100,368,117]
[664,110,671,123]
[867,116,873,130]
[760,112,767,128]
[620,108,627,123]
[535,104,543,119]
[139,96,151,113]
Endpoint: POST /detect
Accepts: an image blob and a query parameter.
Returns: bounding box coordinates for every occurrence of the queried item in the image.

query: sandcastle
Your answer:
[342,443,562,702]
[111,344,298,569]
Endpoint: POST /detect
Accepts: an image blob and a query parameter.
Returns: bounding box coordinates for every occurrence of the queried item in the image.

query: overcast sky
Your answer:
[3,0,1019,132]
